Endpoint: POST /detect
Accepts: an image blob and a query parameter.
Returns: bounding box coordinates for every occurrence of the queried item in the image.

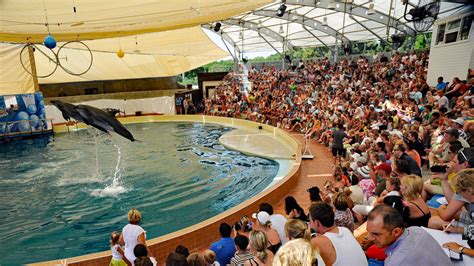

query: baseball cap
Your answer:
[252,211,271,225]
[375,163,392,175]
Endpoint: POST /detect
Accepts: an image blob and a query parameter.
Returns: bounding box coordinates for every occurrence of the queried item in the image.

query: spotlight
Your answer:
[367,3,375,15]
[322,16,328,26]
[279,25,284,34]
[327,0,336,10]
[242,57,248,64]
[213,22,221,32]
[277,3,287,17]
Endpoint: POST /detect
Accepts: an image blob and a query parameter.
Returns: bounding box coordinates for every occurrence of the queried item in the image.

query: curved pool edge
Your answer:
[32,115,302,266]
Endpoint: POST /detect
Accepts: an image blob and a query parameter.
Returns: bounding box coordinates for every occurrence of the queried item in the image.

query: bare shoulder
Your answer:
[311,235,331,247]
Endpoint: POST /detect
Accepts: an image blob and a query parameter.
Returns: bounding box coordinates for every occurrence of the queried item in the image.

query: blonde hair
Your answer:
[273,239,317,266]
[240,215,253,232]
[285,219,311,241]
[401,175,423,201]
[249,230,268,263]
[203,250,216,264]
[453,168,474,193]
[128,209,142,224]
[333,192,350,211]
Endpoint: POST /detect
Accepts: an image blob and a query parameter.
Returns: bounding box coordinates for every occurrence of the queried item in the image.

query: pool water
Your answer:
[0,122,279,264]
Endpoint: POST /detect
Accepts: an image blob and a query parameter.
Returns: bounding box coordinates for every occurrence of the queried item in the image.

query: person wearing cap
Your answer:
[252,211,281,254]
[372,163,393,197]
[257,203,287,245]
[310,202,368,266]
[452,117,467,140]
[210,223,235,266]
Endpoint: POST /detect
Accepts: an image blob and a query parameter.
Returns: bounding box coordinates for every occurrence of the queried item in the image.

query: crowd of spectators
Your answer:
[111,51,473,266]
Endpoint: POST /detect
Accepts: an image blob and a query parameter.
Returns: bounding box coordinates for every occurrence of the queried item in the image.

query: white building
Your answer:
[427,11,473,86]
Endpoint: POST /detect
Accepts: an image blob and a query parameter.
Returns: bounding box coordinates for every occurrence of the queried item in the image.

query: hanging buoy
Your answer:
[43,34,57,49]
[117,48,125,58]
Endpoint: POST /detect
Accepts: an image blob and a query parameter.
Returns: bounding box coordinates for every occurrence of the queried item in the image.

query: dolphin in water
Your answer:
[50,100,136,142]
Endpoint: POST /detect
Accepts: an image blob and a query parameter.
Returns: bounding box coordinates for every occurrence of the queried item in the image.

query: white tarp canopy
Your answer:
[0,0,272,94]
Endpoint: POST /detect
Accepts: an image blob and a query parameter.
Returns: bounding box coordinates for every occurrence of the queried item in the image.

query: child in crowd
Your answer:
[375,177,401,204]
[109,231,128,266]
[204,249,220,266]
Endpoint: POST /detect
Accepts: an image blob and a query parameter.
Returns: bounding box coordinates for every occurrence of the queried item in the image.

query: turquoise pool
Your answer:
[0,122,279,264]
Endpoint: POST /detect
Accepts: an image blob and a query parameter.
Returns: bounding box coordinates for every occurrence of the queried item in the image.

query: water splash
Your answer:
[90,142,127,197]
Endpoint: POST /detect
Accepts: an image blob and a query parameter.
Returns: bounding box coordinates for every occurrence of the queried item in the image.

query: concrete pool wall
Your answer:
[32,115,301,265]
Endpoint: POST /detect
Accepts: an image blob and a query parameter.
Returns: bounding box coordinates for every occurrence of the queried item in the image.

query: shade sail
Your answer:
[0,0,272,43]
[35,26,229,83]
[0,43,35,94]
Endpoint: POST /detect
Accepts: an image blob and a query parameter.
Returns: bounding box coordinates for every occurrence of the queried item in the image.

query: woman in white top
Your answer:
[119,209,151,265]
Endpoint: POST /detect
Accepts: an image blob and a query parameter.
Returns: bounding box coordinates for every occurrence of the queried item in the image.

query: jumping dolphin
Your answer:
[50,100,136,142]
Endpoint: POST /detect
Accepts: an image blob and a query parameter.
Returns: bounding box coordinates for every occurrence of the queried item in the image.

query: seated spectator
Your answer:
[248,230,274,265]
[285,219,312,241]
[257,202,287,245]
[429,168,473,235]
[284,196,309,222]
[307,186,323,203]
[367,205,452,266]
[252,211,281,254]
[333,192,355,232]
[392,145,422,177]
[230,235,255,265]
[233,215,252,238]
[166,251,188,266]
[273,239,318,266]
[187,253,205,266]
[175,245,190,259]
[400,175,431,227]
[210,223,235,266]
[203,250,219,266]
[134,244,157,266]
[309,202,367,266]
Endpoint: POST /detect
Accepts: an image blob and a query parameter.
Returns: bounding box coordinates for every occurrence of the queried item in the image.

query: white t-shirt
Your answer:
[437,96,449,109]
[122,224,146,264]
[111,244,124,260]
[270,214,288,244]
[324,227,368,266]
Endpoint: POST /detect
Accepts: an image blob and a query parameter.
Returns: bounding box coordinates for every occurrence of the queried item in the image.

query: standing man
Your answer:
[332,123,348,159]
[367,205,452,266]
[309,202,368,266]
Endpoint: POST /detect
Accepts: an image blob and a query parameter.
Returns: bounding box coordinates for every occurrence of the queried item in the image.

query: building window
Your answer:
[436,23,445,44]
[445,19,461,44]
[460,15,473,41]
